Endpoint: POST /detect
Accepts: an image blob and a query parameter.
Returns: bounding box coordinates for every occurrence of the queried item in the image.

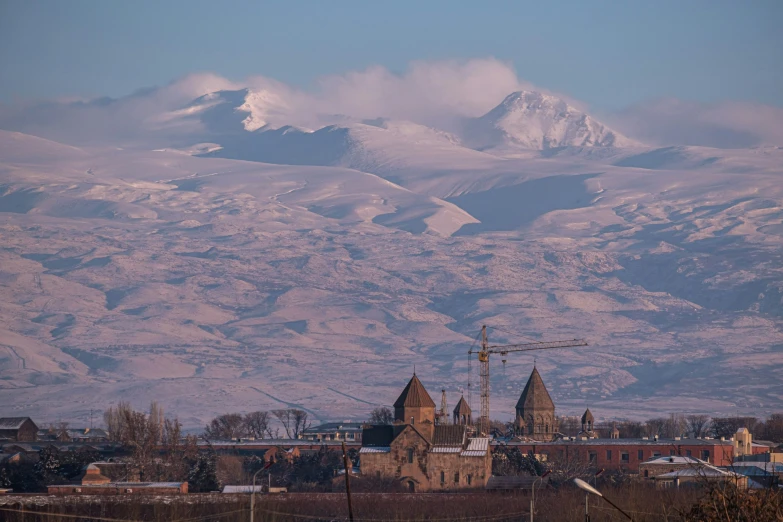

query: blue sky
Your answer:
[1,0,781,109]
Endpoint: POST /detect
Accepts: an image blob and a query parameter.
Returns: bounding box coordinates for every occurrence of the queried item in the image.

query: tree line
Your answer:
[557,413,783,442]
[202,409,312,440]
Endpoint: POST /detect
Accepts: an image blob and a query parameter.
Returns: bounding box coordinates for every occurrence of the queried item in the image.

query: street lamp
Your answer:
[573,478,634,521]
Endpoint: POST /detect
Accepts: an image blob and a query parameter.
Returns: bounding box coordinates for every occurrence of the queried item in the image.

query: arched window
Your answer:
[407,480,415,492]
[407,448,414,464]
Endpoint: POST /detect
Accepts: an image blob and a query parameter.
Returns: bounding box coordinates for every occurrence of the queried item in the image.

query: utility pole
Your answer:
[342,441,354,522]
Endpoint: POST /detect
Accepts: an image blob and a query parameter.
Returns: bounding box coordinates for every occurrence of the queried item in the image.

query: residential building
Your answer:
[300,422,364,442]
[0,417,38,442]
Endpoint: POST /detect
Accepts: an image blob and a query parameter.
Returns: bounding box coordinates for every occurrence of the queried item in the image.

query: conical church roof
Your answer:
[515,367,555,411]
[453,395,471,415]
[393,374,436,408]
[581,408,594,423]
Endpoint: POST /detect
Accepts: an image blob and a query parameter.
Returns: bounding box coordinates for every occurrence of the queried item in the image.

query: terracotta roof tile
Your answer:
[515,368,554,411]
[393,374,436,409]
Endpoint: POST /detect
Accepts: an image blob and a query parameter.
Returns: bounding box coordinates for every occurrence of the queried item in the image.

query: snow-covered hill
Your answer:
[461,91,639,153]
[1,127,782,429]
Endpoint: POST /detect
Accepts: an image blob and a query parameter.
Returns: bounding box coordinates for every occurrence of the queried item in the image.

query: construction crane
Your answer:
[468,325,588,436]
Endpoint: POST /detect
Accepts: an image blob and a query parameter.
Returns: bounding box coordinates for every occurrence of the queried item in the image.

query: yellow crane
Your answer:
[468,325,588,435]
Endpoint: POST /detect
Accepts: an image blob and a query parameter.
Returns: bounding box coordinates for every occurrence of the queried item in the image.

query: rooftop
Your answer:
[302,422,364,433]
[0,418,34,430]
[516,368,554,411]
[499,437,737,447]
[393,374,436,409]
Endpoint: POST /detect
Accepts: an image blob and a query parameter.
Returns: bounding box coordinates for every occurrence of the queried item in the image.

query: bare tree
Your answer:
[368,407,394,425]
[662,413,687,438]
[558,416,580,437]
[711,417,758,439]
[243,411,272,439]
[645,417,666,438]
[204,413,247,440]
[273,409,312,439]
[102,402,166,481]
[686,414,711,437]
[618,421,645,439]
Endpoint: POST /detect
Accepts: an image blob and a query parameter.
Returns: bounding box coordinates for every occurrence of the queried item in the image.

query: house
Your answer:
[640,455,711,479]
[300,422,364,442]
[359,373,492,492]
[0,452,27,465]
[0,417,38,442]
[653,465,747,489]
[75,463,112,485]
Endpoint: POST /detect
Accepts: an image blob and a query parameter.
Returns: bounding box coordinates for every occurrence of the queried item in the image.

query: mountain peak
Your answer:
[462,90,638,152]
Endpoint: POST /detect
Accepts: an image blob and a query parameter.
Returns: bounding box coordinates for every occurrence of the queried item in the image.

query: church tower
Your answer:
[393,373,436,440]
[453,395,472,426]
[514,367,558,441]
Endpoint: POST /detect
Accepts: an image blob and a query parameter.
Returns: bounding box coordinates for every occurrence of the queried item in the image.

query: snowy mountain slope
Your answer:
[1,129,782,428]
[461,91,640,153]
[155,88,294,136]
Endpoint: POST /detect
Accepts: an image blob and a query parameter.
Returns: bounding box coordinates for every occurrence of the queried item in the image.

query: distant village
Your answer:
[1,367,782,498]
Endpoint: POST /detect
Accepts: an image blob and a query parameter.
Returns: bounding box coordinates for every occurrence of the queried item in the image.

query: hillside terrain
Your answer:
[1,87,782,429]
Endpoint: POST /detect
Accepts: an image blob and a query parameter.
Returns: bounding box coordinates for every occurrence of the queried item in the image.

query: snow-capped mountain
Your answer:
[462,91,639,152]
[155,88,293,136]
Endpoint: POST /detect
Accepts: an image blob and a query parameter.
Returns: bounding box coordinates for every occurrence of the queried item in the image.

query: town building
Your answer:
[0,417,38,442]
[75,463,112,485]
[300,422,364,442]
[514,368,558,441]
[359,373,491,492]
[639,455,710,478]
[652,464,747,489]
[501,435,769,473]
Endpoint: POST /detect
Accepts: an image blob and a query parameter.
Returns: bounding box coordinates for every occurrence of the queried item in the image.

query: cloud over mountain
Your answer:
[0,59,781,149]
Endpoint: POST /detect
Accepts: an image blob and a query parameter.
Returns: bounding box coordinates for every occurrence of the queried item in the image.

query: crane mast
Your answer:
[469,325,588,436]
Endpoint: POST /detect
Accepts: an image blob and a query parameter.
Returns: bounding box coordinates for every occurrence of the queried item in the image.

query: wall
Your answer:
[48,483,188,495]
[427,453,491,490]
[506,442,737,471]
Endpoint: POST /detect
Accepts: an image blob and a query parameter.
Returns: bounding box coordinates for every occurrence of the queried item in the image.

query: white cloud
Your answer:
[608,98,783,149]
[1,60,781,149]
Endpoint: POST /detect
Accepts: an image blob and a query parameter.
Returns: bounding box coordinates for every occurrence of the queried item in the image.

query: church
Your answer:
[359,373,492,491]
[513,367,559,441]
